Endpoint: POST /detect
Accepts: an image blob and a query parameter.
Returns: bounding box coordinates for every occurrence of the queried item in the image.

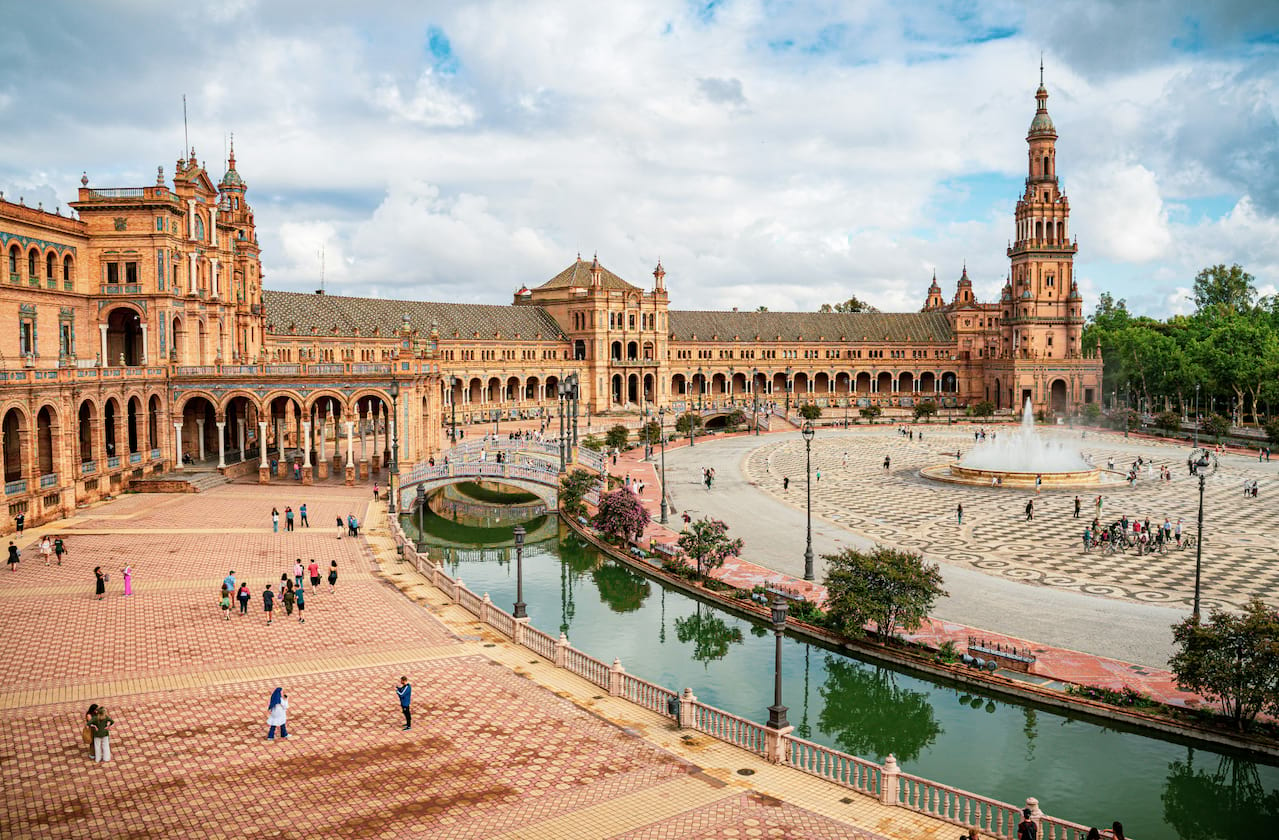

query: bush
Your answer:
[1110,408,1140,431]
[1065,683,1157,709]
[1201,413,1231,441]
[913,400,938,422]
[1266,418,1279,446]
[1169,598,1279,731]
[787,599,825,625]
[639,421,661,445]
[1081,402,1102,423]
[593,489,651,543]
[605,424,630,451]
[823,545,947,642]
[935,639,959,665]
[580,434,606,451]
[858,405,882,422]
[558,469,598,518]
[675,412,704,435]
[1155,410,1183,435]
[969,401,995,418]
[798,403,822,420]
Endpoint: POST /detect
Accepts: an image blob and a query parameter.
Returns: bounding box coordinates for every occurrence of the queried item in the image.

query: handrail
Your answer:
[785,735,880,796]
[691,703,767,755]
[562,646,611,689]
[897,772,1021,838]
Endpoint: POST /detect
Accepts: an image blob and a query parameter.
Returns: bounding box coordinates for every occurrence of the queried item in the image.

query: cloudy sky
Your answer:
[2,0,1276,317]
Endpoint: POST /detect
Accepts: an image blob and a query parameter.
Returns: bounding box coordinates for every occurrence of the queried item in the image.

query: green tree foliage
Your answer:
[676,517,743,578]
[605,424,630,451]
[1265,418,1279,446]
[1168,599,1279,731]
[1112,408,1140,432]
[858,404,882,422]
[1080,402,1102,423]
[798,403,822,420]
[722,408,746,431]
[674,607,744,666]
[1162,752,1279,840]
[912,400,938,422]
[580,434,605,452]
[968,401,995,418]
[818,296,878,313]
[1202,414,1231,441]
[592,488,651,543]
[1155,410,1182,435]
[639,420,661,445]
[817,657,942,763]
[675,412,704,434]
[558,469,598,518]
[822,546,947,642]
[1194,263,1257,315]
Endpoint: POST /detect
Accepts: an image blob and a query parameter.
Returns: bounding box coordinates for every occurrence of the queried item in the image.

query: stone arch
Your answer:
[626,340,638,361]
[711,372,726,395]
[898,371,914,394]
[525,375,541,400]
[855,372,871,394]
[103,305,145,366]
[103,396,122,458]
[2,405,29,483]
[643,373,655,402]
[919,371,936,393]
[485,377,501,403]
[671,373,687,396]
[834,372,851,395]
[875,372,892,393]
[793,372,810,395]
[467,377,482,404]
[76,398,98,464]
[505,376,520,401]
[814,372,830,394]
[1050,378,1069,414]
[611,373,623,405]
[941,372,958,393]
[148,394,162,451]
[45,248,57,285]
[63,253,74,285]
[171,315,186,363]
[303,389,349,415]
[176,390,224,416]
[731,371,747,394]
[610,340,622,361]
[35,403,58,477]
[126,395,143,454]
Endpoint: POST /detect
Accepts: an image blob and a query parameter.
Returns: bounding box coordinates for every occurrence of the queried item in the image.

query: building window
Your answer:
[19,320,34,355]
[156,217,164,232]
[107,263,119,284]
[60,324,72,357]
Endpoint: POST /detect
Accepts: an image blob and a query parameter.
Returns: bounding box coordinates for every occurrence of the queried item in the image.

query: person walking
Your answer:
[40,535,52,566]
[1073,496,1081,518]
[1024,499,1034,521]
[396,676,412,730]
[295,585,306,623]
[299,503,309,528]
[285,506,295,532]
[956,503,963,526]
[121,564,133,597]
[7,541,18,572]
[15,511,24,534]
[223,570,237,599]
[327,560,338,594]
[83,704,100,756]
[293,560,304,591]
[266,688,289,740]
[237,582,251,616]
[89,706,114,762]
[307,560,320,593]
[782,476,789,491]
[53,535,67,565]
[263,584,275,624]
[94,566,107,599]
[335,515,344,540]
[271,507,280,533]
[282,582,296,617]
[219,585,232,620]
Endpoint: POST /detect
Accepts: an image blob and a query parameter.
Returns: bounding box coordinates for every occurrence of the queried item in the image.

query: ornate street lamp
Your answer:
[449,376,459,443]
[557,377,568,472]
[785,367,793,415]
[388,378,400,514]
[567,373,579,461]
[513,524,527,619]
[766,594,789,730]
[1192,451,1218,620]
[801,421,815,581]
[658,406,669,524]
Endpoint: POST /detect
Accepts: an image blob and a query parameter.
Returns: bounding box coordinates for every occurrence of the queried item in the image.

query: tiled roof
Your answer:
[535,257,640,292]
[668,310,953,343]
[262,291,566,340]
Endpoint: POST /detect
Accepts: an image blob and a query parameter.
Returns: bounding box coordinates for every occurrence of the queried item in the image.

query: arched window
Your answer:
[46,252,55,281]
[28,248,38,278]
[1043,155,1050,177]
[194,215,205,241]
[7,244,18,276]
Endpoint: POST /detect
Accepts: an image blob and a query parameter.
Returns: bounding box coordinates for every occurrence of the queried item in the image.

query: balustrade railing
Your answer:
[39,472,57,489]
[389,514,1095,837]
[4,479,27,495]
[107,456,121,469]
[129,452,142,464]
[352,363,392,374]
[81,461,97,475]
[150,448,161,461]
[176,365,216,376]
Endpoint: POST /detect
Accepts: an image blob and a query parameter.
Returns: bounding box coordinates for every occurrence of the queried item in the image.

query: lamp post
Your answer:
[801,421,815,581]
[1194,383,1200,448]
[494,406,500,434]
[415,483,426,548]
[697,367,704,411]
[766,594,789,730]
[658,406,669,524]
[558,378,567,472]
[568,373,579,461]
[513,524,527,619]
[785,367,793,415]
[387,378,400,514]
[1192,452,1216,620]
[752,367,760,435]
[449,376,459,443]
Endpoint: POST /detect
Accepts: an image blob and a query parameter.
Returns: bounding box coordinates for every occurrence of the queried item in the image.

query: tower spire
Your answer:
[1040,52,1044,86]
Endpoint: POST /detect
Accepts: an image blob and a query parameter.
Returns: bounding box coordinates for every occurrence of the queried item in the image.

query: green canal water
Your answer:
[402,505,1279,840]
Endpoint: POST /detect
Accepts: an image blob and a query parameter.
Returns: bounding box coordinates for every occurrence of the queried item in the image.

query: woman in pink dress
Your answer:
[121,565,133,596]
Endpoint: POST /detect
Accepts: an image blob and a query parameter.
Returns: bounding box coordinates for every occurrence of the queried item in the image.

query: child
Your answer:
[220,585,231,620]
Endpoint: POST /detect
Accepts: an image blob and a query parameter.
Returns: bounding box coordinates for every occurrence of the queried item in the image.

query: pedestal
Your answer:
[302,465,313,486]
[358,460,370,481]
[332,454,342,474]
[316,460,329,480]
[258,466,270,485]
[371,454,382,473]
[764,725,793,764]
[345,465,355,486]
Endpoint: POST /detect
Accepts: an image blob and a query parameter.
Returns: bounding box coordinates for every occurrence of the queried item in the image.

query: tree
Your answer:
[1080,402,1102,423]
[1155,410,1182,435]
[639,420,661,445]
[1265,418,1279,446]
[817,657,941,763]
[675,606,744,666]
[558,469,599,518]
[912,400,938,422]
[755,305,769,312]
[675,412,704,435]
[605,424,630,451]
[723,408,746,431]
[580,434,605,451]
[819,296,878,313]
[969,401,994,418]
[1111,408,1140,432]
[593,488,651,543]
[676,517,743,578]
[1202,413,1231,441]
[822,545,947,642]
[798,403,822,420]
[858,405,882,422]
[1168,599,1279,731]
[1194,263,1257,315]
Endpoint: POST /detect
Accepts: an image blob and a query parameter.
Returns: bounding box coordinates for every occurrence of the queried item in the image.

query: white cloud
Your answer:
[1071,163,1171,262]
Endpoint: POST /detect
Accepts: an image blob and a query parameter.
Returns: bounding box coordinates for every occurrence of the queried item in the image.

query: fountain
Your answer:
[921,399,1112,488]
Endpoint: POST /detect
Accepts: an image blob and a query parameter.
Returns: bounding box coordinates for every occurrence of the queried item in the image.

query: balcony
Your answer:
[39,473,58,489]
[86,187,145,199]
[100,283,144,295]
[129,452,142,464]
[4,479,27,496]
[107,456,121,469]
[150,448,162,461]
[81,461,97,475]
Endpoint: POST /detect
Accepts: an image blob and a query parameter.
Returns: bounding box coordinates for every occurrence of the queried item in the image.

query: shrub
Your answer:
[798,403,822,420]
[823,545,947,642]
[558,469,598,518]
[675,412,704,435]
[913,400,938,422]
[1155,410,1183,435]
[605,424,630,451]
[969,401,995,418]
[676,517,743,579]
[858,405,882,422]
[593,489,651,543]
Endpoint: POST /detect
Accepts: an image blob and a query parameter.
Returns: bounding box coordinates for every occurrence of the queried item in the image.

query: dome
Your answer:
[220,168,244,189]
[1029,111,1055,136]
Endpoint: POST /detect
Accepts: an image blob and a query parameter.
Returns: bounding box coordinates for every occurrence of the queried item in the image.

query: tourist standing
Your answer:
[1073,496,1081,518]
[263,584,275,624]
[285,506,294,532]
[89,706,114,762]
[53,535,67,565]
[396,676,412,730]
[271,507,280,533]
[299,503,309,527]
[335,515,344,539]
[7,541,18,572]
[266,688,289,740]
[94,566,107,599]
[82,704,99,756]
[15,511,24,534]
[295,585,306,623]
[307,560,320,593]
[956,503,963,526]
[39,536,52,566]
[121,564,133,597]
[1016,808,1037,840]
[782,476,789,490]
[328,560,338,594]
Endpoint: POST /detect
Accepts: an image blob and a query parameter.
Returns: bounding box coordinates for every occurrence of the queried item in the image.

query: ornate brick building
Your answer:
[0,81,1099,531]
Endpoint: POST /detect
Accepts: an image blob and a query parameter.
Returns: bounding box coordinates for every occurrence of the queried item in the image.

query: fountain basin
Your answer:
[919,462,1124,489]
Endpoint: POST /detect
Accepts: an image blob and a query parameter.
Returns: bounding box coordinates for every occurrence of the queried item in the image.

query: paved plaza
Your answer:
[0,480,954,839]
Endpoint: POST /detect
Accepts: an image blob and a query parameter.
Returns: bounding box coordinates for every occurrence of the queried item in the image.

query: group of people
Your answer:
[623,474,646,495]
[261,677,413,742]
[700,466,716,490]
[1083,515,1184,555]
[1000,810,1125,840]
[269,504,310,532]
[219,560,337,623]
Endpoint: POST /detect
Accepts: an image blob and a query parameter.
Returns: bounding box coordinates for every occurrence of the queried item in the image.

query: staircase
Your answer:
[128,469,231,494]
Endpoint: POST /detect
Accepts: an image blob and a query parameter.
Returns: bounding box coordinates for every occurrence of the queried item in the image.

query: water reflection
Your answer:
[1163,749,1279,839]
[592,563,652,613]
[817,656,942,763]
[674,604,744,666]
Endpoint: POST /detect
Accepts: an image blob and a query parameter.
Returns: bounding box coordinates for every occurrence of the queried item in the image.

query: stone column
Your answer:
[301,420,313,485]
[344,420,355,486]
[188,252,197,295]
[140,324,149,365]
[99,324,108,366]
[316,410,329,479]
[371,407,382,473]
[210,258,219,299]
[359,409,370,480]
[173,422,184,470]
[237,418,246,463]
[216,421,226,468]
[275,418,284,463]
[258,420,270,484]
[196,418,206,461]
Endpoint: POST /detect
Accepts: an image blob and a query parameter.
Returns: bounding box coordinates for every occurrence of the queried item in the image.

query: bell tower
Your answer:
[1004,68,1083,361]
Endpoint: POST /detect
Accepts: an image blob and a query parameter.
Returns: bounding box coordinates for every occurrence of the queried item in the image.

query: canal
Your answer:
[403,504,1279,840]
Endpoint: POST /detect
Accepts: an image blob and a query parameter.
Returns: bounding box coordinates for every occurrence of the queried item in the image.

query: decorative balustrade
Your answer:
[39,473,57,489]
[176,366,216,376]
[4,479,27,495]
[81,461,97,475]
[129,452,142,464]
[150,448,161,461]
[352,363,392,374]
[308,363,346,375]
[107,456,121,469]
[263,364,300,375]
[389,514,1093,837]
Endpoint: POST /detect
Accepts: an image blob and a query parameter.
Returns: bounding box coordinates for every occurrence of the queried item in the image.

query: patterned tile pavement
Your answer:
[0,482,957,839]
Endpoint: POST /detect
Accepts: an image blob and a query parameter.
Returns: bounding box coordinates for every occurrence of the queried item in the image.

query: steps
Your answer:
[128,470,231,494]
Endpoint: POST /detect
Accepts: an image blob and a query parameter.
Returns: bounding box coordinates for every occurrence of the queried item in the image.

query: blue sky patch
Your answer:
[426,25,459,75]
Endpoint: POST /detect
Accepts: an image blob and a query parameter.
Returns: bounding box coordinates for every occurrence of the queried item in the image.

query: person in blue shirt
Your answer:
[396,676,412,730]
[223,570,236,596]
